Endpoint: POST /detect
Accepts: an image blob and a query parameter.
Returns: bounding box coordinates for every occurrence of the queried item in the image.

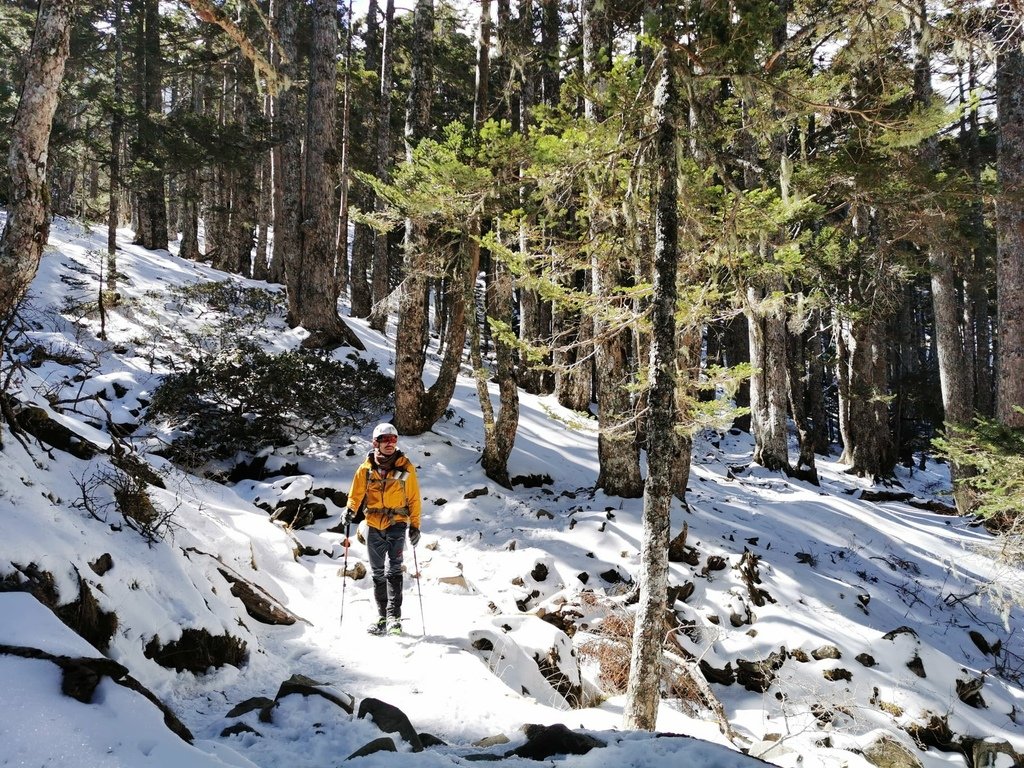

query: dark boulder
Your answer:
[510,723,606,760]
[346,737,397,760]
[357,697,423,752]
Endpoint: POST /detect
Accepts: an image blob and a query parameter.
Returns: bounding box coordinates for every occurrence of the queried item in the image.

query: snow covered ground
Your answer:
[1,217,1022,768]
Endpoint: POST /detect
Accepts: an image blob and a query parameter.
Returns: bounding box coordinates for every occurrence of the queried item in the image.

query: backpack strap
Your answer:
[365,464,409,517]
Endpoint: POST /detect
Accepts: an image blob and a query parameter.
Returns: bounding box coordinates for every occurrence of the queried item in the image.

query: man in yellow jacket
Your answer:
[345,422,422,635]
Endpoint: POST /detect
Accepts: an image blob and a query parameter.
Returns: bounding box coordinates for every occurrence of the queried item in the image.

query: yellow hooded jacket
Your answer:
[346,452,421,531]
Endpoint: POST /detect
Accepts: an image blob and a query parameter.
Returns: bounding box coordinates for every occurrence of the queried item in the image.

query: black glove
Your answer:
[344,509,355,526]
[408,526,421,546]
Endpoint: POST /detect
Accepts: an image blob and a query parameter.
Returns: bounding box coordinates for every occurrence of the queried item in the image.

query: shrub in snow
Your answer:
[147,342,393,467]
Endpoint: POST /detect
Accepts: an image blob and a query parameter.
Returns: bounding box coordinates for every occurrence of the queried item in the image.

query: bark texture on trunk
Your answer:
[470,0,519,486]
[481,255,520,488]
[553,270,593,411]
[274,0,302,318]
[177,75,202,263]
[910,0,973,437]
[349,0,382,317]
[294,0,363,349]
[964,54,993,416]
[805,317,831,454]
[585,0,641,498]
[335,0,355,297]
[106,0,124,294]
[0,0,74,320]
[786,320,818,481]
[996,23,1024,427]
[746,285,790,472]
[539,0,559,106]
[253,93,272,281]
[930,242,973,427]
[229,45,259,278]
[623,3,677,728]
[669,328,699,500]
[515,3,552,396]
[395,0,471,435]
[367,0,398,330]
[836,313,896,479]
[133,0,168,251]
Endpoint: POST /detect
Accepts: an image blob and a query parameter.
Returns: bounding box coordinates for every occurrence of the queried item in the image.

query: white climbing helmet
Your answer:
[372,423,398,440]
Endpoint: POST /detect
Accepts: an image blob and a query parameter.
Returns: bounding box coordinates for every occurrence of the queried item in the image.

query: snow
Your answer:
[1,216,1022,768]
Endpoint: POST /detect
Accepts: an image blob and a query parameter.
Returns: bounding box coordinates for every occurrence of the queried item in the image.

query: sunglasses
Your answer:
[375,435,398,444]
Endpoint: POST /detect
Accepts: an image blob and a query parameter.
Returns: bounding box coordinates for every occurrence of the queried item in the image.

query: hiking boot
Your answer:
[387,618,402,636]
[367,617,387,635]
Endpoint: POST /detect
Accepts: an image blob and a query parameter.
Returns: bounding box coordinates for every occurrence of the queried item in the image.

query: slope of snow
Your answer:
[1,217,1021,768]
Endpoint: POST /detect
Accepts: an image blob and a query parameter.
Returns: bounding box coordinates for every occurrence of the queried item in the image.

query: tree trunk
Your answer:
[516,0,552,396]
[229,42,259,278]
[585,0,641,498]
[910,0,973,439]
[350,218,373,316]
[475,0,492,127]
[253,89,273,281]
[177,72,202,262]
[623,2,677,728]
[367,0,398,331]
[0,0,74,321]
[470,0,519,486]
[805,313,831,455]
[995,12,1024,428]
[552,15,592,414]
[539,0,559,106]
[670,328,699,500]
[786,317,818,481]
[132,0,168,251]
[963,53,993,416]
[495,0,514,124]
[836,311,896,479]
[553,279,593,411]
[349,0,382,317]
[395,0,472,435]
[722,314,752,431]
[193,33,217,263]
[930,241,972,429]
[746,284,790,472]
[335,0,355,298]
[905,0,976,508]
[208,69,235,272]
[482,253,520,488]
[364,0,381,74]
[274,0,302,311]
[106,0,124,297]
[293,0,363,349]
[268,0,292,286]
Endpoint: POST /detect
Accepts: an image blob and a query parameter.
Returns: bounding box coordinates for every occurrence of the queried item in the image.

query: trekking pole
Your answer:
[412,545,425,636]
[339,520,351,626]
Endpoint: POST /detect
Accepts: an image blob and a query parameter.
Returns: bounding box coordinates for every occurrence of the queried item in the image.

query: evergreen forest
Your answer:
[3,0,1023,504]
[2,0,1024,744]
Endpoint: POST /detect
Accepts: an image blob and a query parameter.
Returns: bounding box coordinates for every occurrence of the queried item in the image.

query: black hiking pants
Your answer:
[367,523,406,619]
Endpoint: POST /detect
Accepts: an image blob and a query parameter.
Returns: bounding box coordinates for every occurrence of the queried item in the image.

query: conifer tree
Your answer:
[584,0,642,498]
[623,0,677,731]
[0,0,74,322]
[995,2,1024,427]
[130,0,168,251]
[272,0,300,306]
[106,0,125,296]
[395,0,469,434]
[366,0,398,330]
